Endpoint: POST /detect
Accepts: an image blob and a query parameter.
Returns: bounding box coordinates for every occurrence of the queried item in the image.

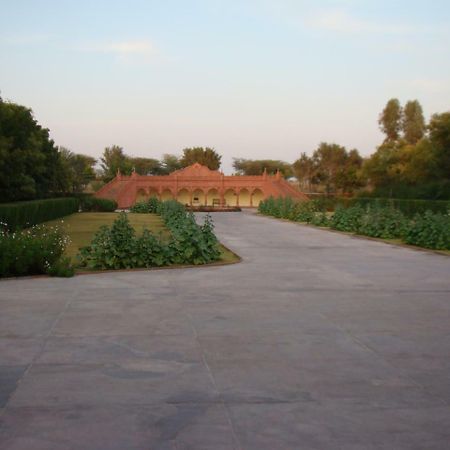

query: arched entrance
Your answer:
[239,188,251,207]
[161,189,174,202]
[206,188,220,206]
[177,189,190,205]
[251,188,264,207]
[224,189,237,206]
[136,189,147,203]
[148,188,159,199]
[192,189,205,206]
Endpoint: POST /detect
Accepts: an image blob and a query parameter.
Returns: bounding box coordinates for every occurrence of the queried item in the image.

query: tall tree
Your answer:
[159,153,182,174]
[312,143,348,193]
[402,100,426,144]
[130,157,162,175]
[59,147,96,193]
[180,147,222,170]
[292,153,314,191]
[428,112,450,179]
[0,98,66,202]
[379,98,402,142]
[100,145,132,182]
[233,158,293,177]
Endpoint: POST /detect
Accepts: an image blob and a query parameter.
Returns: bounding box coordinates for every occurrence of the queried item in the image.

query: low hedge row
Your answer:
[307,196,450,216]
[0,198,79,231]
[79,196,117,212]
[259,197,450,250]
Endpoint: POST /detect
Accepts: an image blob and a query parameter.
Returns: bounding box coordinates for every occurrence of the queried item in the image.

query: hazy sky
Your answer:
[1,0,449,173]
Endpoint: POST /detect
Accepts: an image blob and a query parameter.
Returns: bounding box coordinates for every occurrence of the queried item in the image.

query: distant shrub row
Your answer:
[307,196,450,217]
[79,196,117,212]
[259,197,450,250]
[0,198,79,231]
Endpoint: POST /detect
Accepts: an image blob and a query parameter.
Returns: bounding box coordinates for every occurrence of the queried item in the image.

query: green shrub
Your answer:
[404,212,450,250]
[130,197,160,213]
[0,222,71,277]
[78,203,221,270]
[347,198,449,217]
[47,256,75,277]
[357,206,407,239]
[0,198,79,231]
[79,196,117,212]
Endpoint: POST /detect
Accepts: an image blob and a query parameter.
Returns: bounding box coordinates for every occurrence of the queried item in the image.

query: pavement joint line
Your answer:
[317,310,450,408]
[0,288,79,434]
[184,308,243,450]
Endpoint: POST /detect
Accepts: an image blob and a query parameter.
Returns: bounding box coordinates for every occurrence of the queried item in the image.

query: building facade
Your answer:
[95,163,308,208]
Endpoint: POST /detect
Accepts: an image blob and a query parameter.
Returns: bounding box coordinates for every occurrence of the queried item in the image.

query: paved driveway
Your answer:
[1,211,449,449]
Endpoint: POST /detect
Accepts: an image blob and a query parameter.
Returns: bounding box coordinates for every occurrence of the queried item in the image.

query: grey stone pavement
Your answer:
[0,210,450,450]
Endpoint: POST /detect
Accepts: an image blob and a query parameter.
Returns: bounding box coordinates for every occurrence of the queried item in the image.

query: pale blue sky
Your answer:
[1,0,449,173]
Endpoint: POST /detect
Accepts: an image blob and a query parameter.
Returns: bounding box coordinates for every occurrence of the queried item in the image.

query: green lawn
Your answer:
[45,212,239,267]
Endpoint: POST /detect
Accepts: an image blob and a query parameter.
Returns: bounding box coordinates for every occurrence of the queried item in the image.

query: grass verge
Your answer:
[45,212,240,269]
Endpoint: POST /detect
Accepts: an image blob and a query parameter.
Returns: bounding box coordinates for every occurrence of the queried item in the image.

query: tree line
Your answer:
[1,95,448,203]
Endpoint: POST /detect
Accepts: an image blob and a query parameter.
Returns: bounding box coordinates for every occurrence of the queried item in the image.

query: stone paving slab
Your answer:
[0,210,449,449]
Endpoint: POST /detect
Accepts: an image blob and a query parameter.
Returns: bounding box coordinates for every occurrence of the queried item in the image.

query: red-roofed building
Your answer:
[95,163,308,208]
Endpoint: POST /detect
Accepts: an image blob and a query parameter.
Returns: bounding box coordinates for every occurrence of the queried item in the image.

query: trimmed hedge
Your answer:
[0,198,79,231]
[79,196,117,212]
[344,198,450,217]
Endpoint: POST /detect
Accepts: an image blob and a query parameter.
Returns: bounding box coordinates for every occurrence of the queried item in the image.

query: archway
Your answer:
[206,188,220,206]
[177,189,190,205]
[148,188,159,199]
[136,189,147,203]
[239,188,251,207]
[251,188,264,207]
[161,189,174,202]
[224,189,237,206]
[192,189,205,206]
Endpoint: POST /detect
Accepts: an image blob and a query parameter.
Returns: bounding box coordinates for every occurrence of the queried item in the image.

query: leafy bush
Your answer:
[404,212,450,250]
[357,206,407,239]
[0,198,79,231]
[346,198,450,217]
[0,222,71,277]
[330,205,365,232]
[79,196,117,212]
[79,203,221,270]
[130,197,160,213]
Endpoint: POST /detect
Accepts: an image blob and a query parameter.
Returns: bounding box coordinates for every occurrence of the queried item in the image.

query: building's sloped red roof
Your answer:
[170,163,222,178]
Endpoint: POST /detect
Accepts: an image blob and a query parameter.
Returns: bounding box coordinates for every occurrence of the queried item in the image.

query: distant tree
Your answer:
[100,145,132,182]
[334,149,365,193]
[292,153,314,191]
[159,153,182,174]
[232,158,293,177]
[402,100,426,144]
[379,98,402,142]
[0,98,66,202]
[428,111,450,179]
[311,143,348,193]
[59,147,96,193]
[180,147,221,170]
[130,157,162,175]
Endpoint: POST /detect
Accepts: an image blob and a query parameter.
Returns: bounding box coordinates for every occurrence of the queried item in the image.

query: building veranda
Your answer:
[95,163,308,209]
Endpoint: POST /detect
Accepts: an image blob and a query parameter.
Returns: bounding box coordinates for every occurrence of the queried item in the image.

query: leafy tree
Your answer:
[160,153,183,174]
[59,147,96,193]
[180,147,221,170]
[402,100,426,144]
[292,153,315,190]
[312,143,348,193]
[232,158,293,177]
[379,98,402,142]
[0,98,66,202]
[130,157,162,175]
[100,145,132,182]
[428,112,450,179]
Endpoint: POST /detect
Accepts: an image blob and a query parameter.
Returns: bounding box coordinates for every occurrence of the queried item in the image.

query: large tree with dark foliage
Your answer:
[180,147,222,170]
[0,98,66,202]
